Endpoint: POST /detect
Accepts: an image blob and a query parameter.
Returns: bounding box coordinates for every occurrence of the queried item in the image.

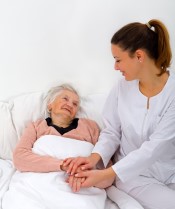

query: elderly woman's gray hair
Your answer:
[44,83,81,115]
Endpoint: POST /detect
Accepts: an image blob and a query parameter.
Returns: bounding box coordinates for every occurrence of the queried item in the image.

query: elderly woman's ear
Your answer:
[47,104,52,112]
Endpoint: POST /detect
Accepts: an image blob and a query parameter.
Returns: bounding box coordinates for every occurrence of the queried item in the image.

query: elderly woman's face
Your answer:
[48,90,80,121]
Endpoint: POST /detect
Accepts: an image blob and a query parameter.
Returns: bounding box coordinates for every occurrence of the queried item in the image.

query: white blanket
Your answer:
[2,135,108,209]
[0,160,15,209]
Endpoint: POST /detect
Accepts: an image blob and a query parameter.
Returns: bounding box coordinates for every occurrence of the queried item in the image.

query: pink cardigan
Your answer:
[13,118,100,172]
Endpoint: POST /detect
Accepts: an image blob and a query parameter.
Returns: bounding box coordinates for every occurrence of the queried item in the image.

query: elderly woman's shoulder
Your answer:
[28,118,47,127]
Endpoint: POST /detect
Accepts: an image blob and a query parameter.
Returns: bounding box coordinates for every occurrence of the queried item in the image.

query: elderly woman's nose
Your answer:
[66,100,73,107]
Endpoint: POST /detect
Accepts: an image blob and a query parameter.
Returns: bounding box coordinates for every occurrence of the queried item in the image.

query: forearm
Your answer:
[100,167,116,184]
[94,160,115,188]
[94,176,115,189]
[90,153,101,167]
[13,149,63,172]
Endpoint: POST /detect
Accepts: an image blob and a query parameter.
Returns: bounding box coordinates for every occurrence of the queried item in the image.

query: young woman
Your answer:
[64,19,175,209]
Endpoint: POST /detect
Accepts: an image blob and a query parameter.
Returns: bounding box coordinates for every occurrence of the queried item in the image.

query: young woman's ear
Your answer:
[135,49,144,63]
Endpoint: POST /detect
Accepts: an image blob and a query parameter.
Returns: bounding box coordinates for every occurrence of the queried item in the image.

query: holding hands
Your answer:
[63,153,100,175]
[62,153,116,192]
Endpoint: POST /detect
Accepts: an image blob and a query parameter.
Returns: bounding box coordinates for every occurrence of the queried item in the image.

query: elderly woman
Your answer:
[3,84,114,209]
[13,84,100,173]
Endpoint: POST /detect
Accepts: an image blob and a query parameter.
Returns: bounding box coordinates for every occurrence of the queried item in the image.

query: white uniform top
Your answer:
[93,70,175,183]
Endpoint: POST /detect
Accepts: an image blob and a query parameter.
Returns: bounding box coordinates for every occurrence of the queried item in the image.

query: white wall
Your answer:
[0,0,174,99]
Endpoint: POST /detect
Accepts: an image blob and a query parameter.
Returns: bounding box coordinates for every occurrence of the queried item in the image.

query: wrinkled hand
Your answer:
[66,175,85,192]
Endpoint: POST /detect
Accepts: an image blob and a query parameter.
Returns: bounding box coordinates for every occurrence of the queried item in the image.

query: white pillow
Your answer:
[10,91,47,139]
[78,93,108,130]
[0,102,18,159]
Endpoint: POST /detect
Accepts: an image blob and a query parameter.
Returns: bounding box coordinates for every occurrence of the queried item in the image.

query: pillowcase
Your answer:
[0,102,18,159]
[78,93,108,130]
[10,91,47,139]
[0,91,47,160]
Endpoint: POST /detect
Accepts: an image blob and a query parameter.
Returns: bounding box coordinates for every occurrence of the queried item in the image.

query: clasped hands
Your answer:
[61,153,116,192]
[61,155,96,192]
[61,153,103,192]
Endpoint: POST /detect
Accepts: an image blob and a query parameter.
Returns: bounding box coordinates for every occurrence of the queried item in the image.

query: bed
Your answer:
[0,91,144,209]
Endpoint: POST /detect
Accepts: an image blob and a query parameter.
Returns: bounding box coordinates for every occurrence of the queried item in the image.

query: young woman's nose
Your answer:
[114,63,120,71]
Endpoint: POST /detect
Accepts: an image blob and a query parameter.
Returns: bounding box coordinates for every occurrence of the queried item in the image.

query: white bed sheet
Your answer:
[0,159,15,209]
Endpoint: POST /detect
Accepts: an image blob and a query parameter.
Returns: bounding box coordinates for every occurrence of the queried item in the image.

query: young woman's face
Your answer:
[111,44,141,81]
[48,90,80,121]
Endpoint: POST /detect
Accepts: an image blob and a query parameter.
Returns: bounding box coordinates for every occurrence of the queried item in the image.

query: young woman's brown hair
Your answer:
[111,19,172,75]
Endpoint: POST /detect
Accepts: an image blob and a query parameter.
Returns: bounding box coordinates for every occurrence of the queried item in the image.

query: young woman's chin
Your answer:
[124,76,133,81]
[124,74,136,81]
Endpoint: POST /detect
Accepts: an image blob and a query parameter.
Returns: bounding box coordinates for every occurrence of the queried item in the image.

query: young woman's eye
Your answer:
[116,60,120,63]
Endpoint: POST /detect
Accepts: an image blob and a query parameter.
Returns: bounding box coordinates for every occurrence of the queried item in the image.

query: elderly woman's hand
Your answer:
[63,153,101,175]
[66,175,85,192]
